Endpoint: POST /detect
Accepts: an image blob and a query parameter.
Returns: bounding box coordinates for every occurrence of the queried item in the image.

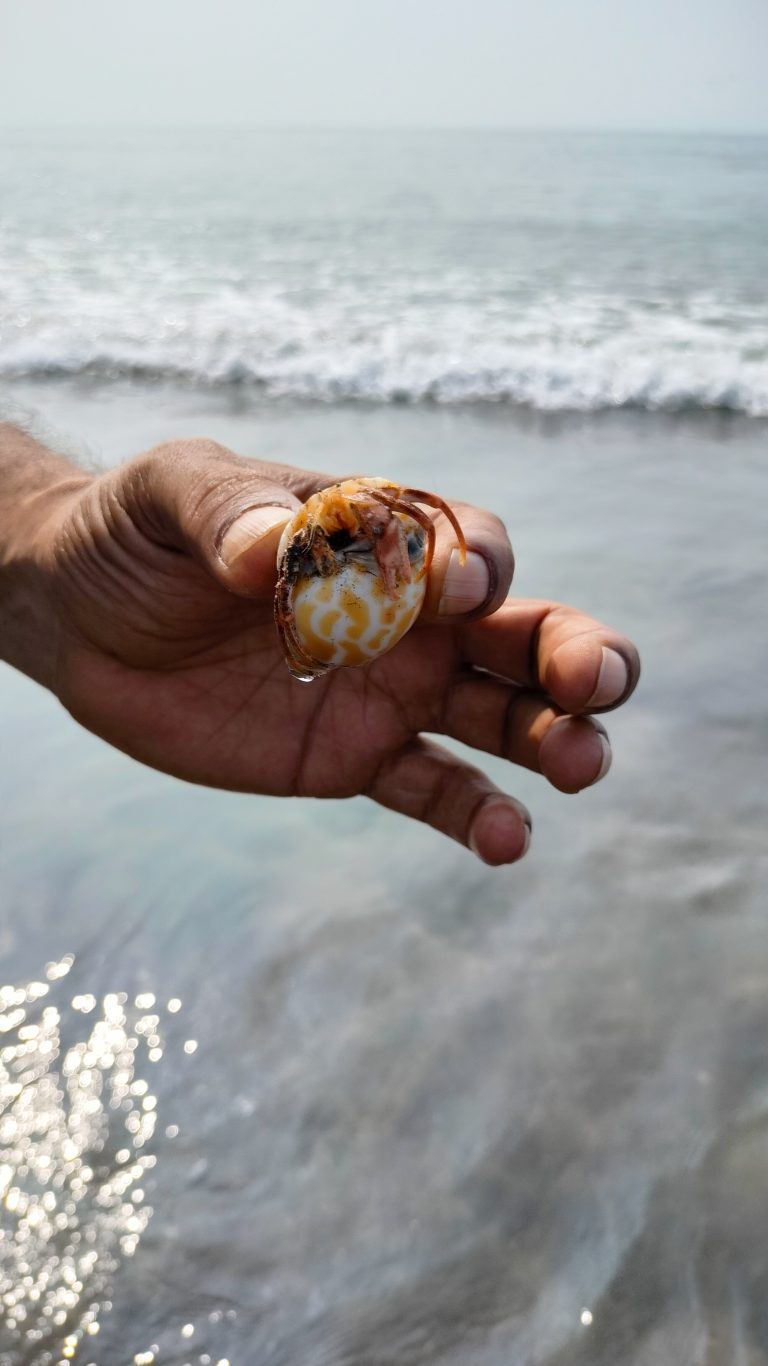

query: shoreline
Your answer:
[4,375,766,461]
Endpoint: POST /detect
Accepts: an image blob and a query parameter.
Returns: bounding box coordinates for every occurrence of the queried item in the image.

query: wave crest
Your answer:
[2,285,767,413]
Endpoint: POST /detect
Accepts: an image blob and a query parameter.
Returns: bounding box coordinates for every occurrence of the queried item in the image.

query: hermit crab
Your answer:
[274,477,467,681]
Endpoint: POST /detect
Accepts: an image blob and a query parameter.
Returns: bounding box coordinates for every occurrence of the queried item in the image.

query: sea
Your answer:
[2,126,768,412]
[1,128,767,1365]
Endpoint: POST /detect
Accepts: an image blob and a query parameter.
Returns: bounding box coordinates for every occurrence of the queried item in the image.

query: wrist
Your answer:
[0,424,92,691]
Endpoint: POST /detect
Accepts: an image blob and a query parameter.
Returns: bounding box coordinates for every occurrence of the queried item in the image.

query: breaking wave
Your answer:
[2,269,767,413]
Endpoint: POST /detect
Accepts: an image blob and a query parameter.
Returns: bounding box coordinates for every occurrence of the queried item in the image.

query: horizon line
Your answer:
[1,121,767,139]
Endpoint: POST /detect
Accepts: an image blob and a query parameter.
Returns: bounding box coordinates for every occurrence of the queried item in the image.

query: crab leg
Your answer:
[396,487,467,565]
[374,492,436,583]
[274,568,327,679]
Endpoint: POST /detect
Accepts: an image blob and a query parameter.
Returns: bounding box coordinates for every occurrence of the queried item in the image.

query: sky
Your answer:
[0,0,766,134]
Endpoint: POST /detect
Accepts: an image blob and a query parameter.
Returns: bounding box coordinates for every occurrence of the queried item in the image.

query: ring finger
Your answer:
[439,672,612,793]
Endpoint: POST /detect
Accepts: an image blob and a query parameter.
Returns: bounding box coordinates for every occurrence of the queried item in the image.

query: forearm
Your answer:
[0,423,91,687]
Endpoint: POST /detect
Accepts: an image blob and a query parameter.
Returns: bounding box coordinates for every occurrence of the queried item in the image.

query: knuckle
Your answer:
[480,510,510,541]
[455,503,510,542]
[420,759,463,829]
[132,438,236,483]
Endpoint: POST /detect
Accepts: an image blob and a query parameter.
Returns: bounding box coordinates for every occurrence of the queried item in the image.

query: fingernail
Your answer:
[438,549,490,616]
[587,647,628,708]
[517,823,532,858]
[220,506,291,565]
[594,733,613,782]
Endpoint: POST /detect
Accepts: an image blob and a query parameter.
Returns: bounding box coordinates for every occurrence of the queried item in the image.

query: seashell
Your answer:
[274,477,466,681]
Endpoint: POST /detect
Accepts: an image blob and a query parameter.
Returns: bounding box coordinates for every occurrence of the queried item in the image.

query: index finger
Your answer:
[420,501,515,621]
[459,600,641,714]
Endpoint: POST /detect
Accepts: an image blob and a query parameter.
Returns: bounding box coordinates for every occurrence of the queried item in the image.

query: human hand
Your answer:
[34,439,639,864]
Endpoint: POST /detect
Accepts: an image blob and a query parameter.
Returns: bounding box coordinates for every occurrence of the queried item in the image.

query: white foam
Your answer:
[1,261,767,413]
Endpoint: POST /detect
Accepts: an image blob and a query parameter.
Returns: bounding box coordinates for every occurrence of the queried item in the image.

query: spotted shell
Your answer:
[274,477,465,682]
[280,519,428,674]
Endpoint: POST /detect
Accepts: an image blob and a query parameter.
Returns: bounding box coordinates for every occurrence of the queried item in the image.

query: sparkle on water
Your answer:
[0,956,197,1366]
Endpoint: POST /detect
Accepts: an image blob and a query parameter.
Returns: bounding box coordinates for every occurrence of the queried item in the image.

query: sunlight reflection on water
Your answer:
[0,957,183,1365]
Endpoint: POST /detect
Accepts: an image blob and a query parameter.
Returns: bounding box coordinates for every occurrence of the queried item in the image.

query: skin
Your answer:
[0,428,640,866]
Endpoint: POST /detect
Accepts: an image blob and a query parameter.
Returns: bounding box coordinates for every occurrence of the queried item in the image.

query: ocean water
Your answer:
[1,129,768,1365]
[1,128,767,411]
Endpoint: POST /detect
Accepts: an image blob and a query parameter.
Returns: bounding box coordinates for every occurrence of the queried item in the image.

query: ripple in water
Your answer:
[0,956,171,1365]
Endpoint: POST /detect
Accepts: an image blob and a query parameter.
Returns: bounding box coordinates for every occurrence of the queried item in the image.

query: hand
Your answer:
[41,439,639,865]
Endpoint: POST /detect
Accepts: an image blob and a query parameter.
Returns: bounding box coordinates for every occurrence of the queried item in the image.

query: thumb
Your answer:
[127,439,324,597]
[218,503,294,596]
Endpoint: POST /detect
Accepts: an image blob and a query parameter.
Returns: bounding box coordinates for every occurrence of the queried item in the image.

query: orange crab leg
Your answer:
[396,487,467,565]
[274,567,328,679]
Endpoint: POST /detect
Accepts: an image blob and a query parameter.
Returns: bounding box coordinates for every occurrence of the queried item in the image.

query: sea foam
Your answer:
[2,262,767,413]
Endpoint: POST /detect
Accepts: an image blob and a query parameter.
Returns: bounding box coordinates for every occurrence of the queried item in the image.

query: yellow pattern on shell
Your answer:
[290,560,426,670]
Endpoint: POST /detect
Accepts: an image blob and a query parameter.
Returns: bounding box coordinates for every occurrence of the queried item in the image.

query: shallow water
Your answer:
[1,381,767,1362]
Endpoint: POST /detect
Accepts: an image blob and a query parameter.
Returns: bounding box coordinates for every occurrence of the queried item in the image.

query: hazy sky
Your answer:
[1,0,766,134]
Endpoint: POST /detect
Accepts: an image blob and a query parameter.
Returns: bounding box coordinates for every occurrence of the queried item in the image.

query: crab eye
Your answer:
[406,528,427,559]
